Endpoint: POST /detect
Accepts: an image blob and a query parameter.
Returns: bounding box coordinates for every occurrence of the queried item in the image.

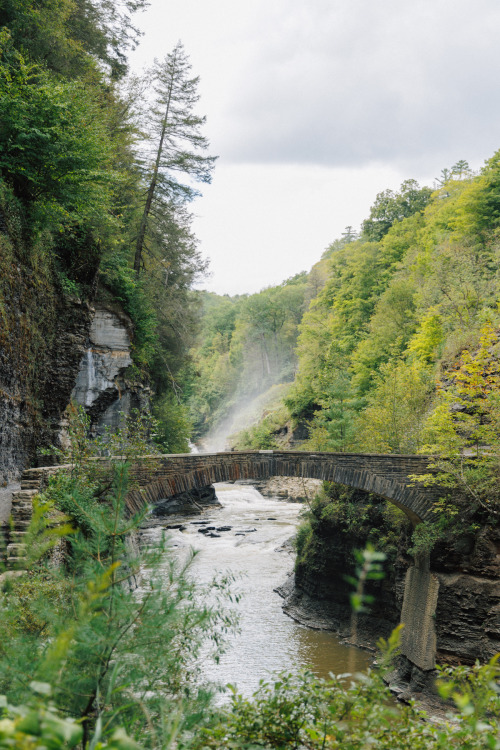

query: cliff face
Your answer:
[430,527,500,663]
[290,495,411,643]
[291,498,500,665]
[71,305,149,436]
[0,223,145,486]
[0,244,93,484]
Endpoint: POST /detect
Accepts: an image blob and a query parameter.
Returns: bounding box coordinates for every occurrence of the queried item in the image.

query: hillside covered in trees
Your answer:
[191,164,500,464]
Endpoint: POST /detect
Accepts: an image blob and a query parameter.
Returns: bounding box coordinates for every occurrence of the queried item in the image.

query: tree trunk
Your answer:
[134,63,176,275]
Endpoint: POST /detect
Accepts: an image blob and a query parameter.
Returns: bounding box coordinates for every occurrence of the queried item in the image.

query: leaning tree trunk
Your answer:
[134,75,175,275]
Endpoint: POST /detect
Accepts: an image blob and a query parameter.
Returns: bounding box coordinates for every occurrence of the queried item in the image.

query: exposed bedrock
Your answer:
[244,476,322,502]
[151,485,221,518]
[289,498,410,645]
[0,282,93,484]
[70,305,150,435]
[430,526,500,663]
[289,511,500,669]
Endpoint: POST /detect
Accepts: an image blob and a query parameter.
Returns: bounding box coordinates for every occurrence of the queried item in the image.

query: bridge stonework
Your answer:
[124,450,439,525]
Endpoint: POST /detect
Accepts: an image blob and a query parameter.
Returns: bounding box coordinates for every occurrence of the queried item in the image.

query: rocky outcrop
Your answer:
[288,496,499,668]
[245,476,322,502]
[430,526,500,663]
[71,305,150,435]
[0,260,93,483]
[150,485,221,519]
[289,495,410,646]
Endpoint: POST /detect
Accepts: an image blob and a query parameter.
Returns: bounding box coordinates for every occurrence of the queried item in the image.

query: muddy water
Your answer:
[142,483,370,697]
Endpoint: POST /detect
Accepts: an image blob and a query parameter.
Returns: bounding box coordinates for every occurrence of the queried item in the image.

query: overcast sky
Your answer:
[129,0,500,295]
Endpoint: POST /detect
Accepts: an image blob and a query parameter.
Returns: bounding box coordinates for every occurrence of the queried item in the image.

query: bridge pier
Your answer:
[399,553,439,671]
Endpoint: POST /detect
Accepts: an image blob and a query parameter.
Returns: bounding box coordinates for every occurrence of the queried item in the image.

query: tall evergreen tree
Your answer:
[134,42,216,274]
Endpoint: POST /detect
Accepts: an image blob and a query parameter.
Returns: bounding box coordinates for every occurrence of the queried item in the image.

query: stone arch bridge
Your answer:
[121,450,438,525]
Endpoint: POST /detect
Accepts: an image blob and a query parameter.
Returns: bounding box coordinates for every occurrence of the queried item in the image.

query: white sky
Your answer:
[129,0,500,295]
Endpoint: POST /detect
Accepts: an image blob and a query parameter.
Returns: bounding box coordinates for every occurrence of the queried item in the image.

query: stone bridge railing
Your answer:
[13,450,440,527]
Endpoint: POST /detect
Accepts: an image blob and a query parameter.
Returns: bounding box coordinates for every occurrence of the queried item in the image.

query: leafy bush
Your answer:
[190,656,500,749]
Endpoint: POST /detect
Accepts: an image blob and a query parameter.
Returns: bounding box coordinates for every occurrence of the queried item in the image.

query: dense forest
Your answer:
[1,1,500,748]
[191,163,500,496]
[188,161,500,556]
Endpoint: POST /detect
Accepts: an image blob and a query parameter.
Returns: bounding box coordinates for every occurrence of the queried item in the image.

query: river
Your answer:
[141,482,370,697]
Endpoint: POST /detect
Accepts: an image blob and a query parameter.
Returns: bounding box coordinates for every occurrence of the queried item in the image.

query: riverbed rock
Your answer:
[151,485,221,518]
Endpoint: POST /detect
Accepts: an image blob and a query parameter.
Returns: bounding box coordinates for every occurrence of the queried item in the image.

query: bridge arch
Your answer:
[125,450,438,525]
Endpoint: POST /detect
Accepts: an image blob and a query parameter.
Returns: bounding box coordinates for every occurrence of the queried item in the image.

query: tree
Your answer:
[0,0,148,80]
[0,32,115,239]
[341,225,358,243]
[435,167,452,187]
[361,179,431,242]
[451,159,471,179]
[134,42,216,275]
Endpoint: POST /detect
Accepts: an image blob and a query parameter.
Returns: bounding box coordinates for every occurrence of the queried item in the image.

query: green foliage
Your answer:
[188,276,307,440]
[0,0,147,80]
[0,6,206,447]
[153,393,191,454]
[361,178,432,241]
[408,517,450,556]
[347,544,386,614]
[294,520,313,559]
[0,32,116,235]
[418,322,500,521]
[233,403,289,450]
[356,359,433,453]
[251,148,500,514]
[294,483,408,601]
[190,656,500,749]
[0,684,84,749]
[0,420,237,748]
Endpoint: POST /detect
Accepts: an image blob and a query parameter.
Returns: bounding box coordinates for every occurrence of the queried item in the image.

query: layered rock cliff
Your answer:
[0,255,93,485]
[71,305,149,436]
[0,214,146,490]
[286,487,500,668]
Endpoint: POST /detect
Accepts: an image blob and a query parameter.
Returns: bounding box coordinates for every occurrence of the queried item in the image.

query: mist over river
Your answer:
[141,483,370,698]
